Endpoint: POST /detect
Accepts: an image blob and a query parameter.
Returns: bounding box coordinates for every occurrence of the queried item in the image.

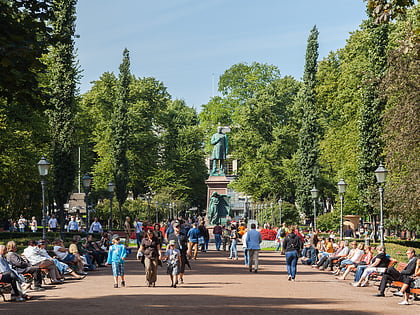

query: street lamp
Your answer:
[278,198,283,226]
[37,157,51,241]
[145,192,152,222]
[107,180,115,231]
[155,201,159,224]
[337,179,347,240]
[82,173,92,231]
[374,163,388,246]
[310,186,319,232]
[244,196,249,220]
[270,202,274,226]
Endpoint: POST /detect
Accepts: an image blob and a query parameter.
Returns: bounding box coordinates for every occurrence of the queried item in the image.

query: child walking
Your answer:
[105,235,127,288]
[163,240,181,287]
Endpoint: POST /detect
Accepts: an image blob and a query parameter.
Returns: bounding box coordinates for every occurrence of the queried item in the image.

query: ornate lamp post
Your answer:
[278,198,283,226]
[337,179,347,240]
[107,180,115,231]
[154,201,159,224]
[310,186,319,232]
[244,196,249,220]
[374,163,388,246]
[82,173,92,230]
[37,157,51,241]
[145,192,152,222]
[270,202,274,226]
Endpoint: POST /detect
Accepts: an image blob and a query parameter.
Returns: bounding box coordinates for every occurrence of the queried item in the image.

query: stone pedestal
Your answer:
[205,175,230,225]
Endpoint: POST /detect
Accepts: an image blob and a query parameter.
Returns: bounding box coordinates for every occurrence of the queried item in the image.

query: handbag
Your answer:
[198,236,205,245]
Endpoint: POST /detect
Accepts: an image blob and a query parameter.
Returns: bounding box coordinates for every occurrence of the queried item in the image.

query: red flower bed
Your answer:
[260,228,277,241]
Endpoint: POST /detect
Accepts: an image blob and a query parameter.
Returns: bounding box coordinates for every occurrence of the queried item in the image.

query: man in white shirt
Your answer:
[89,217,103,234]
[67,216,79,232]
[246,223,262,273]
[48,214,58,232]
[134,218,143,249]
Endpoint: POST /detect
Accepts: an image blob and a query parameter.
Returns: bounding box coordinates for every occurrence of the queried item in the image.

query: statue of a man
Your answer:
[208,191,230,225]
[210,126,228,176]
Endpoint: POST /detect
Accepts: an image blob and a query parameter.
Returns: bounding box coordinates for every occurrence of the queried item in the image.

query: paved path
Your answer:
[1,247,419,314]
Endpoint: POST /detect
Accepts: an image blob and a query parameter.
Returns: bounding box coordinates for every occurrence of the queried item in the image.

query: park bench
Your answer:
[0,281,12,302]
[368,258,399,284]
[387,262,420,298]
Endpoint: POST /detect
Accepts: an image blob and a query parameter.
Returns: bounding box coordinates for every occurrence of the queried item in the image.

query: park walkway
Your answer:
[1,247,418,314]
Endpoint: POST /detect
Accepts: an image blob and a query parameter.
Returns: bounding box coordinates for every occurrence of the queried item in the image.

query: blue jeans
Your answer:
[214,234,222,250]
[229,239,237,259]
[244,249,250,266]
[285,250,298,279]
[354,265,367,282]
[136,233,142,249]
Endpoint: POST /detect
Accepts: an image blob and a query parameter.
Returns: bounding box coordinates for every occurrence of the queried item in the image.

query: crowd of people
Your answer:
[1,216,419,306]
[294,230,420,305]
[0,231,114,302]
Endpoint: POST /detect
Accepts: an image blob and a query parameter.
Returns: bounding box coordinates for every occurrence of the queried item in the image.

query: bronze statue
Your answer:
[208,191,230,225]
[210,126,228,176]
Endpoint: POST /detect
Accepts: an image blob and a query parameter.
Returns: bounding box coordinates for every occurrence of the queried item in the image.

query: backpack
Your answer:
[279,228,286,238]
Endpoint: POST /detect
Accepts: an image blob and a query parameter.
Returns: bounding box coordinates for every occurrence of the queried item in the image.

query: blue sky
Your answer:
[75,0,367,110]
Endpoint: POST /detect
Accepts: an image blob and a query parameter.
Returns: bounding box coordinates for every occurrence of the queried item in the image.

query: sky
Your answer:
[75,0,368,110]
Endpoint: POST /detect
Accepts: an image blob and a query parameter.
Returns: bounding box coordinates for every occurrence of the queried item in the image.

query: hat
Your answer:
[112,234,120,240]
[168,240,176,246]
[173,222,180,228]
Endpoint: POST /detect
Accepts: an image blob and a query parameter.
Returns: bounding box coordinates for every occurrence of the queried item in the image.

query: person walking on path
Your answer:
[283,225,303,281]
[246,223,262,273]
[213,223,223,251]
[89,217,103,234]
[134,218,143,249]
[167,221,189,284]
[275,223,289,253]
[105,235,127,288]
[162,240,181,288]
[138,230,161,287]
[222,225,231,251]
[228,226,239,260]
[124,217,132,248]
[187,223,201,260]
[242,229,249,268]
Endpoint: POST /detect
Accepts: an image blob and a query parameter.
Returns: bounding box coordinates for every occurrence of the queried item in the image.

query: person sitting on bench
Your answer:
[375,248,417,298]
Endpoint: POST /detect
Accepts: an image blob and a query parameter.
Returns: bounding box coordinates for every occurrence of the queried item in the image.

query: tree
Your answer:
[382,5,420,233]
[0,0,52,220]
[365,0,416,23]
[111,48,131,227]
[231,76,300,200]
[316,27,372,215]
[295,26,321,218]
[357,17,389,238]
[48,0,78,233]
[0,0,52,105]
[151,99,207,207]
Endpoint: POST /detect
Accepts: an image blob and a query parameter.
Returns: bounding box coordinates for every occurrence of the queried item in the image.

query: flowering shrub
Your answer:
[260,229,277,241]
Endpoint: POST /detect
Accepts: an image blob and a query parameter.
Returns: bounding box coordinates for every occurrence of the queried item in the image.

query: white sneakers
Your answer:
[398,300,409,305]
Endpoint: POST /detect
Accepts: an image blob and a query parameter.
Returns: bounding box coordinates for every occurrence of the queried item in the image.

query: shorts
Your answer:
[167,263,180,276]
[112,262,125,277]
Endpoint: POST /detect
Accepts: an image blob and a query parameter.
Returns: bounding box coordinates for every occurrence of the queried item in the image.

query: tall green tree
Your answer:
[382,5,420,233]
[357,16,389,234]
[48,0,78,231]
[111,48,131,227]
[0,0,52,219]
[149,99,207,208]
[295,26,321,218]
[231,76,300,200]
